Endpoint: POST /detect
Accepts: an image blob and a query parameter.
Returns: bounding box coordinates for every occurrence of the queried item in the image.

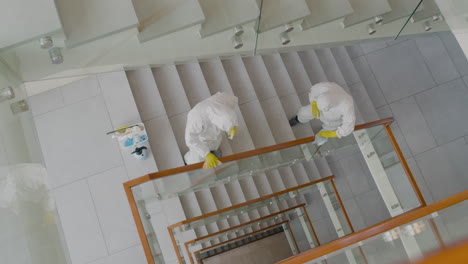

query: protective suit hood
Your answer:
[185,93,239,164]
[204,93,238,132]
[307,82,356,138]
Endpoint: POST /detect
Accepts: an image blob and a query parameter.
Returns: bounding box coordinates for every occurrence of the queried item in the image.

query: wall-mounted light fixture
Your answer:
[39,36,53,49]
[233,25,244,36]
[284,23,294,33]
[432,14,444,21]
[232,35,243,49]
[49,47,64,64]
[424,21,432,31]
[280,32,291,45]
[374,16,384,25]
[0,86,15,103]
[368,23,377,35]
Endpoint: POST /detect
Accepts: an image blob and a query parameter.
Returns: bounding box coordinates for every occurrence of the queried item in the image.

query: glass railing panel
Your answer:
[186,206,314,264]
[171,183,322,237]
[318,124,421,214]
[127,119,429,264]
[149,142,318,200]
[306,199,468,264]
[320,180,354,235]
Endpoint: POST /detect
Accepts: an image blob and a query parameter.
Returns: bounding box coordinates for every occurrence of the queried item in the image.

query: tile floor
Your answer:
[352,32,468,204]
[26,32,468,263]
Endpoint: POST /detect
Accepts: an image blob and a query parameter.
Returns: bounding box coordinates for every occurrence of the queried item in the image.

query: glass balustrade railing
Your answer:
[282,191,468,264]
[181,204,313,264]
[193,221,292,259]
[136,141,319,200]
[166,176,356,264]
[124,118,428,264]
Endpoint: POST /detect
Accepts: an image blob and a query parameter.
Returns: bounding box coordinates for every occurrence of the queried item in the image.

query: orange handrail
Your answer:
[168,176,335,229]
[276,190,468,264]
[123,117,424,264]
[124,117,394,188]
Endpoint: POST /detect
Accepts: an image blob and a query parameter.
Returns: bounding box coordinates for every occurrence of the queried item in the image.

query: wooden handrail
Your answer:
[184,204,306,245]
[276,190,468,264]
[384,124,426,206]
[123,118,396,264]
[407,239,468,264]
[124,118,394,188]
[168,175,335,229]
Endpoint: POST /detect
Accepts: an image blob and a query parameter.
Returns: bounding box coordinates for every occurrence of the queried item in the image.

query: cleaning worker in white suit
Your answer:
[184,92,239,169]
[289,82,356,146]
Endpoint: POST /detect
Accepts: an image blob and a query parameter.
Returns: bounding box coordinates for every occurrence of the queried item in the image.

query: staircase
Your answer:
[2,0,442,51]
[125,45,382,263]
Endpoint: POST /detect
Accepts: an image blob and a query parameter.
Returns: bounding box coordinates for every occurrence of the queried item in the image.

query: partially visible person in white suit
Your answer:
[289,82,356,146]
[184,92,239,169]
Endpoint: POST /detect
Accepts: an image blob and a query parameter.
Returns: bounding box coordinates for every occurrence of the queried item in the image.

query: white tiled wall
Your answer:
[29,72,159,264]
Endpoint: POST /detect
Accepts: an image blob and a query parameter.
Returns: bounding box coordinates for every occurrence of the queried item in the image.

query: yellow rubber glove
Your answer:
[204,153,220,169]
[311,101,320,119]
[317,130,338,138]
[227,126,237,139]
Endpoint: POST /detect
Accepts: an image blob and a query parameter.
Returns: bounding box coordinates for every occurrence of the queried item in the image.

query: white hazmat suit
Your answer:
[296,82,355,145]
[184,92,239,165]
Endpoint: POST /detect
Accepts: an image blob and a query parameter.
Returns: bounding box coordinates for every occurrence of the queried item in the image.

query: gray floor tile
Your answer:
[376,105,391,119]
[328,161,354,201]
[406,157,434,205]
[354,188,391,227]
[376,105,413,158]
[349,82,379,122]
[438,32,468,76]
[415,78,468,145]
[343,198,366,231]
[386,37,410,46]
[390,96,437,156]
[464,76,468,87]
[414,34,460,85]
[386,163,420,211]
[339,153,377,196]
[359,40,388,54]
[414,137,468,202]
[366,41,436,103]
[352,56,387,108]
[34,96,123,188]
[345,45,363,59]
[311,217,338,244]
[303,189,328,222]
